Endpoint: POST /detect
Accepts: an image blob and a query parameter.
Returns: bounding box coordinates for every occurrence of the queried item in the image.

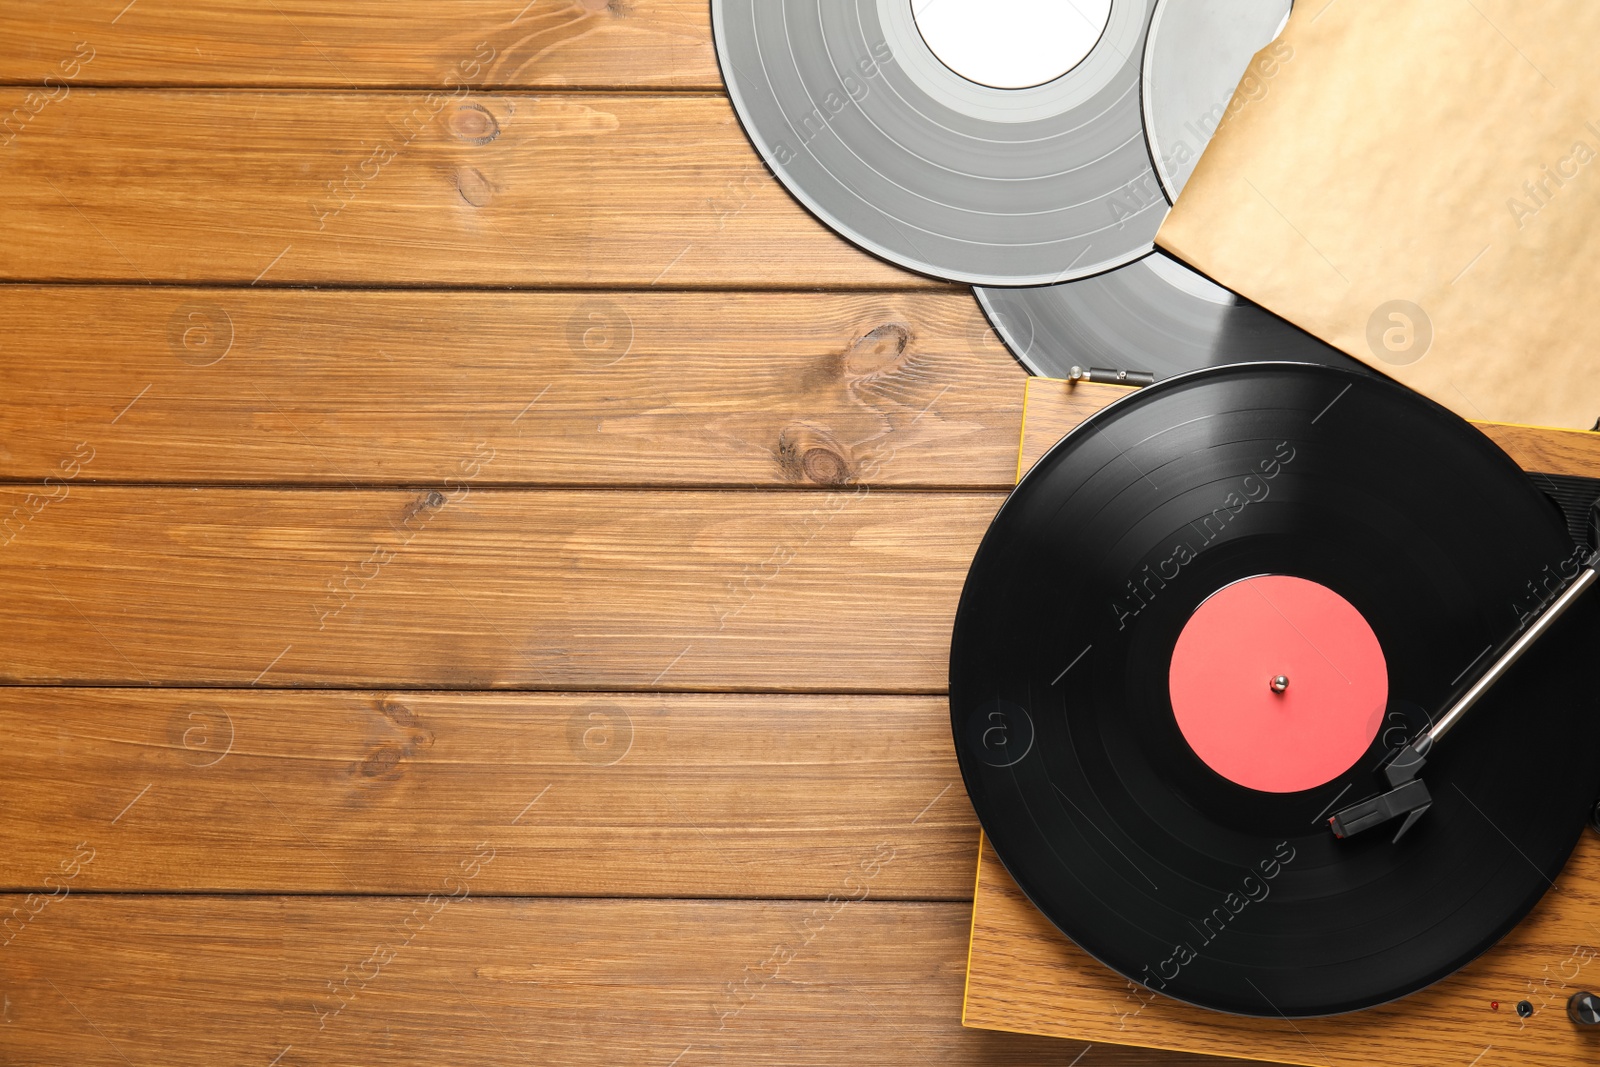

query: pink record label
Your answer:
[1168,574,1388,794]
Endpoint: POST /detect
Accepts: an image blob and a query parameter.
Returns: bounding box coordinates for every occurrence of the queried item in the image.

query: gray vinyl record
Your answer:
[974,0,1351,380]
[1142,0,1293,202]
[976,251,1368,380]
[711,0,1163,286]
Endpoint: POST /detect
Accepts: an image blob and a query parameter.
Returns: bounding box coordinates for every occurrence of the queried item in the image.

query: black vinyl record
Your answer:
[712,0,1163,285]
[975,251,1369,380]
[951,363,1600,1016]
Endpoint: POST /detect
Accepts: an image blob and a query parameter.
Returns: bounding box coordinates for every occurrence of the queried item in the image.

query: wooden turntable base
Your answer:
[962,378,1600,1067]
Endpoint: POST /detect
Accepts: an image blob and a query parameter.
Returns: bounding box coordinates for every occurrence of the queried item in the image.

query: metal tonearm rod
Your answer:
[1329,545,1600,842]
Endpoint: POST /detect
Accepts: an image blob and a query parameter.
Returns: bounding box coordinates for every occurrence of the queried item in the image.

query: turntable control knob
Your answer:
[1569,991,1600,1027]
[1270,675,1290,694]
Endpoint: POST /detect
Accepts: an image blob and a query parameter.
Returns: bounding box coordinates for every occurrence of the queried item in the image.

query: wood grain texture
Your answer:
[1477,421,1600,479]
[0,0,718,89]
[0,91,937,287]
[0,894,1228,1067]
[0,487,999,691]
[966,835,1600,1067]
[0,689,981,898]
[0,287,1020,487]
[1016,377,1127,478]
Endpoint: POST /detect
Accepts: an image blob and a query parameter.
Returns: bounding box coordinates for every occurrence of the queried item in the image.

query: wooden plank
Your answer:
[0,91,937,287]
[0,689,980,898]
[0,0,718,90]
[0,287,1021,487]
[0,894,1229,1066]
[0,486,999,690]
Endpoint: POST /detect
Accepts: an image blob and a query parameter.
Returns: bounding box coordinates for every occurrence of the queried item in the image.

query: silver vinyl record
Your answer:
[1142,0,1293,203]
[712,0,1164,285]
[975,0,1347,380]
[977,251,1367,380]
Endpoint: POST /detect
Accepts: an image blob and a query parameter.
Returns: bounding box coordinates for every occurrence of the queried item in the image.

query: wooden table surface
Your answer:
[0,4,1226,1063]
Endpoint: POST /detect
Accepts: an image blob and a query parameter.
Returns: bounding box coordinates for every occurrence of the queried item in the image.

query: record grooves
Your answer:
[949,363,1600,1017]
[712,0,1164,285]
[974,251,1369,381]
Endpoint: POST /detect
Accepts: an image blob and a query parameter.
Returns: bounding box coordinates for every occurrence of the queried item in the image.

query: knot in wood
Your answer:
[447,104,500,145]
[358,744,403,779]
[842,323,911,378]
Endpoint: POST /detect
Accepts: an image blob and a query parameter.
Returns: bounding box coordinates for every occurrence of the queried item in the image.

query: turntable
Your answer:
[957,372,1600,1065]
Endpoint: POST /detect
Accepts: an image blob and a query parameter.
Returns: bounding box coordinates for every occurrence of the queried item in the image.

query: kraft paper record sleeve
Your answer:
[1157,0,1600,432]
